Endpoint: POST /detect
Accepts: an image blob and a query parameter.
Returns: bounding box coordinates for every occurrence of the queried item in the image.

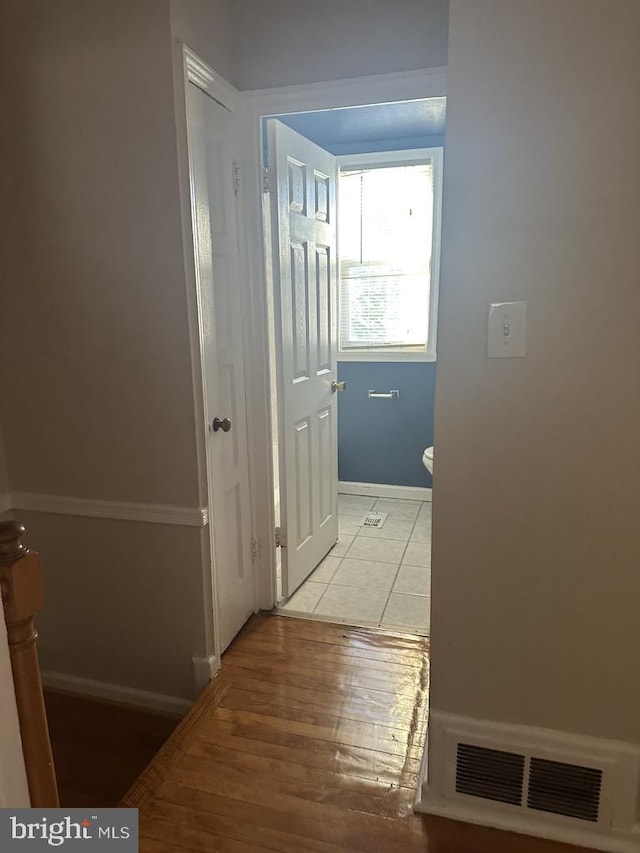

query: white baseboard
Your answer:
[41,670,193,716]
[339,481,432,502]
[192,654,219,695]
[9,492,208,527]
[416,710,640,853]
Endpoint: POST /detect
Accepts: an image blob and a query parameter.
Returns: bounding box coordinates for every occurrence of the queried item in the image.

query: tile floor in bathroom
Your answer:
[277,493,431,635]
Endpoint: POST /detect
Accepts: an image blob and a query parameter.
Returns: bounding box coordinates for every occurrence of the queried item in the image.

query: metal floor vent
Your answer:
[528,758,602,822]
[455,743,525,805]
[360,511,388,528]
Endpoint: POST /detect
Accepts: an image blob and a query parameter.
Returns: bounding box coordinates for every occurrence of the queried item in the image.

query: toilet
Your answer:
[422,445,434,475]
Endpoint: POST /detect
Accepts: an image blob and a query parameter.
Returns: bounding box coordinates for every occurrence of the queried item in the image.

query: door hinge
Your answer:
[263,167,273,194]
[251,536,259,563]
[233,162,241,195]
[275,526,286,548]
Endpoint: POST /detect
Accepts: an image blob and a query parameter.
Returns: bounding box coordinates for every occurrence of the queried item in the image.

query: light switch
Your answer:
[487,301,526,358]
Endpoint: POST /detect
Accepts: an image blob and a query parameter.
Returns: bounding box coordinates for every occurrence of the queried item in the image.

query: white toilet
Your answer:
[422,445,434,475]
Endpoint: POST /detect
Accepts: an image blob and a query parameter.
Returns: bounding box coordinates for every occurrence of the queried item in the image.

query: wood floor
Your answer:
[120,615,595,853]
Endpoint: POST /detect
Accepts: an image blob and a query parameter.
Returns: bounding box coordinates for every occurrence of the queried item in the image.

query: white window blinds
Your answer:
[339,162,434,352]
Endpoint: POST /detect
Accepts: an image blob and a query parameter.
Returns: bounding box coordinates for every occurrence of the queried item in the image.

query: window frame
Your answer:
[336,147,443,363]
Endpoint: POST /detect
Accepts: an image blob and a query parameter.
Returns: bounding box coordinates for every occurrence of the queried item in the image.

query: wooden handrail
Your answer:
[0,520,59,807]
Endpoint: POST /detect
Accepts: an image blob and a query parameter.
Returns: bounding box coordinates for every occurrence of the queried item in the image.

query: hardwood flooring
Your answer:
[44,690,180,808]
[122,615,595,853]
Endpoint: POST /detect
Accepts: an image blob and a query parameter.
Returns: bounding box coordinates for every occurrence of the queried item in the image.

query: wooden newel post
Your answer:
[0,520,59,807]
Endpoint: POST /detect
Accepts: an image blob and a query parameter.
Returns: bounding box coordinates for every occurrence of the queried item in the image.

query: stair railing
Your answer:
[0,520,59,807]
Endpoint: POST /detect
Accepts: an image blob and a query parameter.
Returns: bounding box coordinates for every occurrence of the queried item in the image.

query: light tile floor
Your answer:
[277,494,432,635]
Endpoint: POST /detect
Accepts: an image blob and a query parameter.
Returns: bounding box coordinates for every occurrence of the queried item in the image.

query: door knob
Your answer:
[331,380,346,393]
[212,417,232,432]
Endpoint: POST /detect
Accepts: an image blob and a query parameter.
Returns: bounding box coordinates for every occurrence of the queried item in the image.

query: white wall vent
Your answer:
[455,744,604,823]
[418,711,640,851]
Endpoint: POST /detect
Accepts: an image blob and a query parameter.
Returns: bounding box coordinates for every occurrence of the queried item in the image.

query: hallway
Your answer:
[123,615,595,853]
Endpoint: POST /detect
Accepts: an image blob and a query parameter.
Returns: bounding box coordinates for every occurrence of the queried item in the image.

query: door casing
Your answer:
[238,68,447,612]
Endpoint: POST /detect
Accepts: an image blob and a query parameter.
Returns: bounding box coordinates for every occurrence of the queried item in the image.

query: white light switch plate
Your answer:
[488,301,526,358]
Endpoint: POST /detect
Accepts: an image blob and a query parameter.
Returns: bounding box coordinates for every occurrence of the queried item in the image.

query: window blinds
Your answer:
[339,162,434,351]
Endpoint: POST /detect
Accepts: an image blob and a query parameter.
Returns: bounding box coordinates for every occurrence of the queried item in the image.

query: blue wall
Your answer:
[338,362,435,488]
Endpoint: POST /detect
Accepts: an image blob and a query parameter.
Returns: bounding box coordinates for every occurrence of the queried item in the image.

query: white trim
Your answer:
[41,671,192,716]
[184,47,238,111]
[338,351,437,363]
[416,710,640,853]
[0,493,11,515]
[242,67,447,114]
[339,481,432,502]
[192,654,219,695]
[9,492,208,527]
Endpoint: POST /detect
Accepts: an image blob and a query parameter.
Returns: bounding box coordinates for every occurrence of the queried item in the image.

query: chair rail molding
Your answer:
[6,493,208,527]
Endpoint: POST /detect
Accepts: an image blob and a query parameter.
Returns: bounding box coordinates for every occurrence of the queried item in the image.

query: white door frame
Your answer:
[173,44,257,686]
[236,67,447,611]
[172,49,447,672]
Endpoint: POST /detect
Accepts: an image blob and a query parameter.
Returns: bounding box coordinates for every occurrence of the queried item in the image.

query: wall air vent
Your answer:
[455,743,525,806]
[421,712,640,846]
[527,757,602,822]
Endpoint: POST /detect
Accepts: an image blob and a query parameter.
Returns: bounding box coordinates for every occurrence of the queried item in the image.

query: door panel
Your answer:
[187,84,254,652]
[268,120,339,597]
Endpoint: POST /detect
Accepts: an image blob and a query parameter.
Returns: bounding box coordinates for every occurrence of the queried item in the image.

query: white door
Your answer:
[267,120,339,597]
[187,83,254,652]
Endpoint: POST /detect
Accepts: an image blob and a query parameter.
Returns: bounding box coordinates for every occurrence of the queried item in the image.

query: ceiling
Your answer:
[275,98,446,153]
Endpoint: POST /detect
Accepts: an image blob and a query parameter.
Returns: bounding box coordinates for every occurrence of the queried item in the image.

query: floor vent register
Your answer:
[360,511,388,529]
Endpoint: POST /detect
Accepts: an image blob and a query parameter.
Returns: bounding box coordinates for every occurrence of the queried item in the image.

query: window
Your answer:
[338,149,442,361]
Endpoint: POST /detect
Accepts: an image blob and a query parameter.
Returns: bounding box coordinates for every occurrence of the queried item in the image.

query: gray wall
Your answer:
[170,0,235,84]
[0,0,217,700]
[0,428,8,499]
[431,0,640,745]
[0,0,199,506]
[338,363,434,487]
[231,0,449,89]
[0,0,449,701]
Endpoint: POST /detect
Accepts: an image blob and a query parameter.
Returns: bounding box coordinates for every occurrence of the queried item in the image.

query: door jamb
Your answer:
[237,67,447,612]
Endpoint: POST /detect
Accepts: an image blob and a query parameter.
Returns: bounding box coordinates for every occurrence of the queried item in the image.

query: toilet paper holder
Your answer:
[367,389,400,399]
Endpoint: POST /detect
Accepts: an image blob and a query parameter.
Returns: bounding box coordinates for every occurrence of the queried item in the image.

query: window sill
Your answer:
[338,351,437,363]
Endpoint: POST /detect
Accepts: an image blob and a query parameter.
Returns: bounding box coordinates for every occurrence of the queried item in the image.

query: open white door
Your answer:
[187,82,254,652]
[268,120,340,597]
